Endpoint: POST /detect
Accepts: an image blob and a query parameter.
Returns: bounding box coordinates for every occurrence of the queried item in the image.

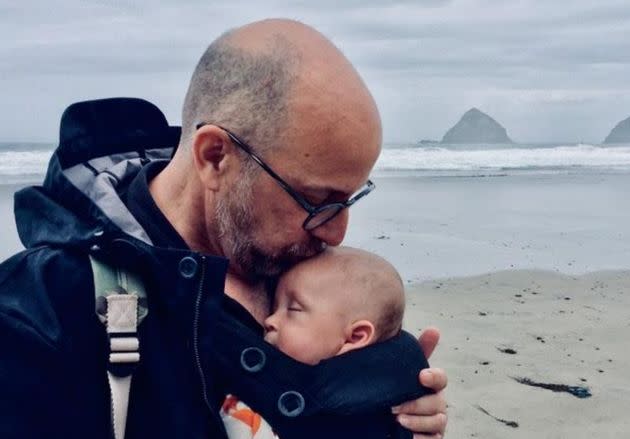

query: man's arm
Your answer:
[392,328,448,438]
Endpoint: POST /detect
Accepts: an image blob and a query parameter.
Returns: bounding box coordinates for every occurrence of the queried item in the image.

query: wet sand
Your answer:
[345,171,630,282]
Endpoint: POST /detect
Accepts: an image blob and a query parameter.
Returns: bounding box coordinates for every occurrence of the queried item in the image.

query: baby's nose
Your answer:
[263,315,278,346]
[263,313,277,332]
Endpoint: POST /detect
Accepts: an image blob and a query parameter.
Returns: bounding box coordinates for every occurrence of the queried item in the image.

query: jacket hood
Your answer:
[14,97,182,249]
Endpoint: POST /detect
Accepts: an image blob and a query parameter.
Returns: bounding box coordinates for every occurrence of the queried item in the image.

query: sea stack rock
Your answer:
[442,108,512,143]
[603,116,630,144]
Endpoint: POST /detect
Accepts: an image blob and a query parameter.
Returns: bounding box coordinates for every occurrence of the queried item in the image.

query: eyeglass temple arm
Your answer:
[222,128,318,214]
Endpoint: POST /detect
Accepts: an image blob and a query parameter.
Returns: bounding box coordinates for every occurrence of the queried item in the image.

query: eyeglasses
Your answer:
[196,123,375,231]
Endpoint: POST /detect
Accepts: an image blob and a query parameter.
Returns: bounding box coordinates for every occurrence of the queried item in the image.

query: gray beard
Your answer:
[215,176,325,280]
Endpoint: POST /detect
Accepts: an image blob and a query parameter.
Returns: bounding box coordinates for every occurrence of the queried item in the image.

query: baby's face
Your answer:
[263,263,350,365]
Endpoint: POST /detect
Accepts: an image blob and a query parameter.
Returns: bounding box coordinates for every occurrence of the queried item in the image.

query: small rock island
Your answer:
[603,116,630,144]
[442,108,513,144]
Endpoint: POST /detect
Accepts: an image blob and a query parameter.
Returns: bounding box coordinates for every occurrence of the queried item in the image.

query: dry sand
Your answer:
[404,269,630,439]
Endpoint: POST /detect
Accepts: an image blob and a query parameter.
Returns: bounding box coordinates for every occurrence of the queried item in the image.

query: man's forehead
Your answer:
[271,117,380,192]
[274,150,375,197]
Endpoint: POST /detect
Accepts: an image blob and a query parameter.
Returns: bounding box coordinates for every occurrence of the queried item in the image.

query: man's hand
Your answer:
[391,327,447,438]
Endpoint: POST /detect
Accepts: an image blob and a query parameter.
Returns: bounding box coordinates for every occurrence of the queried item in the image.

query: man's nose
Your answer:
[309,209,349,247]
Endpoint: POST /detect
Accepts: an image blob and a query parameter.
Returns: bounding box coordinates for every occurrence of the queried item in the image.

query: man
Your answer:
[0,19,447,438]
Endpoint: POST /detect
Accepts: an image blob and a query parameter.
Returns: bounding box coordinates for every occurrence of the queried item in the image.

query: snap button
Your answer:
[277,391,305,417]
[178,256,198,279]
[240,347,266,373]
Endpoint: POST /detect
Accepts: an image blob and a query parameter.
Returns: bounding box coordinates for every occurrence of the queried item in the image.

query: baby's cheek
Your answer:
[284,331,320,365]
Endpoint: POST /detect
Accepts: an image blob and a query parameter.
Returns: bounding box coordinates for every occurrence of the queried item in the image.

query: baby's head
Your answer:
[264,247,405,365]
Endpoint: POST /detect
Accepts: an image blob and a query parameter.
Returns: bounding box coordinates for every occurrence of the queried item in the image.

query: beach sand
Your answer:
[345,172,630,282]
[404,269,630,439]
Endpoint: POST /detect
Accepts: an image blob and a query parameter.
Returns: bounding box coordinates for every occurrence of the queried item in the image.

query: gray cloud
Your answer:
[1,0,629,143]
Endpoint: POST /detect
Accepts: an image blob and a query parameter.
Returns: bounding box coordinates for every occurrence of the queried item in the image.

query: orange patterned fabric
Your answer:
[220,394,279,439]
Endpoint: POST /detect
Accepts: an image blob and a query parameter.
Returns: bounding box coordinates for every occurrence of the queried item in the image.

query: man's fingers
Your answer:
[396,412,447,436]
[391,392,447,415]
[418,327,440,359]
[401,327,447,437]
[420,368,448,391]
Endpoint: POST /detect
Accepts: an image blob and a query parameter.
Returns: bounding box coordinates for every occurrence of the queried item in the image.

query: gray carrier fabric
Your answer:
[90,256,148,439]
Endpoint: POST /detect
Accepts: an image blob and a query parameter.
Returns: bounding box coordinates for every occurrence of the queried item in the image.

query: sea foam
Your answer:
[1,143,630,184]
[0,149,53,184]
[376,144,630,174]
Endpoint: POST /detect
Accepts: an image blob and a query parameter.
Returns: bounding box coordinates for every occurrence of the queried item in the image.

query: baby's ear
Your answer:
[337,320,376,355]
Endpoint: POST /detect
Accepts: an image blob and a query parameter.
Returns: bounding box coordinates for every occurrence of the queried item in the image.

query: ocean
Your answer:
[0,142,55,185]
[2,141,630,185]
[377,142,630,177]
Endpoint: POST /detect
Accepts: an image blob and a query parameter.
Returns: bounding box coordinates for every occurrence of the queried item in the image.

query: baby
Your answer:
[221,246,406,438]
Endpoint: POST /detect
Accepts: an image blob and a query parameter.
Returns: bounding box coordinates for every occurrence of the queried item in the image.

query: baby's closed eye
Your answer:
[287,300,304,312]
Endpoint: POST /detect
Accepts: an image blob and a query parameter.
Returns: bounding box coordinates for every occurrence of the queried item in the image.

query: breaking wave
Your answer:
[376,143,630,175]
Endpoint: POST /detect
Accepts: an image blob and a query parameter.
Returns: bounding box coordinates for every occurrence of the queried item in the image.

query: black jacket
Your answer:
[0,98,429,439]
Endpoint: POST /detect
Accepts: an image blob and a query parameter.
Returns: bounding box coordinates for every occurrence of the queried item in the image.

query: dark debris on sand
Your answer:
[475,405,519,428]
[497,347,517,355]
[512,377,592,398]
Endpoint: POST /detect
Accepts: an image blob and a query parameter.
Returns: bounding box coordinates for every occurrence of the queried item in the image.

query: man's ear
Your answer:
[192,125,234,191]
[337,320,376,355]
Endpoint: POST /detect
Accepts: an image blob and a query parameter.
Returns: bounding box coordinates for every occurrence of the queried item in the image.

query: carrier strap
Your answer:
[90,255,148,439]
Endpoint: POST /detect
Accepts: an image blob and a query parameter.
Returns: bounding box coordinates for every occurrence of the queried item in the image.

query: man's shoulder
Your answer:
[0,245,95,350]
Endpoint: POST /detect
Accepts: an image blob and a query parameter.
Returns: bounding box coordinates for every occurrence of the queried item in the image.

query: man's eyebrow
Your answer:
[300,184,351,199]
[285,169,354,198]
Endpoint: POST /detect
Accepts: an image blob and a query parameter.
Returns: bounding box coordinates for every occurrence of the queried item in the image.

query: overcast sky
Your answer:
[1,0,629,143]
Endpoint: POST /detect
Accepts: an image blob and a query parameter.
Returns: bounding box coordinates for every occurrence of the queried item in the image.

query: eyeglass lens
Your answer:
[304,205,344,230]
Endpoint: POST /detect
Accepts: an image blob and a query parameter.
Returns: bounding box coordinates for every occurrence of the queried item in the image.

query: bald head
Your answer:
[179,19,381,159]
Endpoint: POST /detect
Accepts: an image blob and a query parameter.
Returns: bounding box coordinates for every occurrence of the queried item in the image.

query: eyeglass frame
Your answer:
[195,122,375,231]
